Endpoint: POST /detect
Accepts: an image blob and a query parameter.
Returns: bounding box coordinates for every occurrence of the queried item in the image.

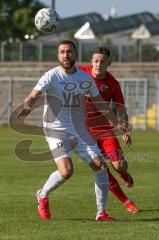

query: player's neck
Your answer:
[91,70,105,79]
[60,65,77,74]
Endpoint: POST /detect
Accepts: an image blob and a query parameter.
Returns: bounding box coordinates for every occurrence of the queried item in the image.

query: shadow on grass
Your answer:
[119,217,159,222]
[139,208,159,213]
[57,217,96,222]
[56,215,159,223]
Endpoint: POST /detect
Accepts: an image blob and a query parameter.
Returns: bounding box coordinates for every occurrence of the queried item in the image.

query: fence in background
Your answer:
[119,78,148,129]
[0,40,159,62]
[0,74,159,130]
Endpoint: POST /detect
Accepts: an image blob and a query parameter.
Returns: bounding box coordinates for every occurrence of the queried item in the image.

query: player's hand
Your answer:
[120,122,132,146]
[115,122,132,147]
[122,132,132,147]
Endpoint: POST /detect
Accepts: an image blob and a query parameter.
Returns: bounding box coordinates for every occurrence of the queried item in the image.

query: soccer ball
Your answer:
[35,8,60,33]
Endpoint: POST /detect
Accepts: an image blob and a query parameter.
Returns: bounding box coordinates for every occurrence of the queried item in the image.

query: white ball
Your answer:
[35,8,60,33]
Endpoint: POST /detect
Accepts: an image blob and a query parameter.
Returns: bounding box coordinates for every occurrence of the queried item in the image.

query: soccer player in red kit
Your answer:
[80,47,138,213]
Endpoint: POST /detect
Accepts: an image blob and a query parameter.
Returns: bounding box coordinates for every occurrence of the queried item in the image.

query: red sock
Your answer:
[107,169,128,203]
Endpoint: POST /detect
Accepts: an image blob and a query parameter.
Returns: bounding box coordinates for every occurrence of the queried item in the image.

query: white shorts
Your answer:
[45,130,102,164]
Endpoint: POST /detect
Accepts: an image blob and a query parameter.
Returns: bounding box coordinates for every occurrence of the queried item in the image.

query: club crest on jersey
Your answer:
[101,84,108,92]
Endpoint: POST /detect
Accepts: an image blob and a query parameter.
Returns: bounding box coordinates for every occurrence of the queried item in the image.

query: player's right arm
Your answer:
[17,72,51,117]
[17,89,42,117]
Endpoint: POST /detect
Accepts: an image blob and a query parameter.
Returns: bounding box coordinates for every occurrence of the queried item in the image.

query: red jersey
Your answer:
[80,65,125,140]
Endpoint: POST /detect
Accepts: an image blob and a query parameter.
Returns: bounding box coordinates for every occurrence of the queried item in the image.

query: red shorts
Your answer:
[97,136,125,163]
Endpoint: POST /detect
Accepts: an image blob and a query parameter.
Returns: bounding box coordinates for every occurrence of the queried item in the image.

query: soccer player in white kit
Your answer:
[18,40,130,221]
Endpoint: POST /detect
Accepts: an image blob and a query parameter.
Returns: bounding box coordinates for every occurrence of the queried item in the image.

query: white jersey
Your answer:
[34,66,99,135]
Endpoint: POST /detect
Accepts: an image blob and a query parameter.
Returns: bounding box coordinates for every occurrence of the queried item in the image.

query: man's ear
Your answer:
[91,59,93,65]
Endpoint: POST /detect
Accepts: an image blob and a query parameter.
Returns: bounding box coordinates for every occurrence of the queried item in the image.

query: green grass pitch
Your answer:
[0,127,159,240]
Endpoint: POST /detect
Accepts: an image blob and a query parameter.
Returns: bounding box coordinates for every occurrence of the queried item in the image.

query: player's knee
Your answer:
[57,157,73,179]
[89,156,107,171]
[60,168,73,179]
[114,160,128,172]
[120,160,128,172]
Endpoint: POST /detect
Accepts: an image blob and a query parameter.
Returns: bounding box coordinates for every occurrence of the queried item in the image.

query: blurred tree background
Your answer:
[0,1,159,62]
[0,0,45,40]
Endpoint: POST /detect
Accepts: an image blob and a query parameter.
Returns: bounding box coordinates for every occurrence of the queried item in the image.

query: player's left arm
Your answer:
[113,81,132,146]
[116,104,132,146]
[88,76,131,137]
[116,104,128,127]
[91,94,130,137]
[92,94,118,126]
[112,80,129,126]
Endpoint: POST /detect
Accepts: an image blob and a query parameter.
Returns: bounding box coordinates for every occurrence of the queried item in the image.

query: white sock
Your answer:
[40,170,66,198]
[95,169,109,213]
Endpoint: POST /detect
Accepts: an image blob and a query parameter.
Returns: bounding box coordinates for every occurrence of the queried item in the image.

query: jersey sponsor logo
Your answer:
[62,81,92,107]
[57,141,63,148]
[63,92,80,107]
[64,81,92,92]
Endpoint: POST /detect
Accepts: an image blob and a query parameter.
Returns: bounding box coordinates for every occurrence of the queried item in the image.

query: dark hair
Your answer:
[93,47,110,57]
[57,40,77,53]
